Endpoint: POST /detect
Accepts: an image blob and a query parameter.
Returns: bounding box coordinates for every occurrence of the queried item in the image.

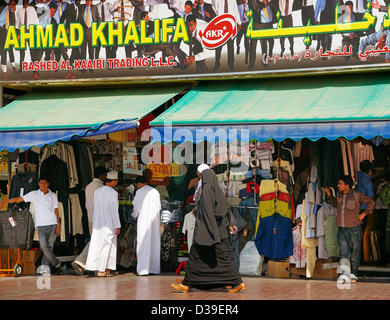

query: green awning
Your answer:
[0,85,187,151]
[151,73,390,143]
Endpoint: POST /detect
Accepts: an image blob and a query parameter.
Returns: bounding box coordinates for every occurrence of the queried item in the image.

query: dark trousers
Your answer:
[249,22,260,67]
[342,35,359,58]
[95,26,116,59]
[280,14,294,54]
[196,60,208,73]
[44,45,69,62]
[302,5,315,46]
[236,21,250,60]
[215,38,234,68]
[337,225,363,276]
[81,28,94,60]
[0,27,15,68]
[114,24,135,59]
[260,22,274,58]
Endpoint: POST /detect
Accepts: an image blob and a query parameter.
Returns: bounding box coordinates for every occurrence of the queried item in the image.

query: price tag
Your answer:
[8,217,17,227]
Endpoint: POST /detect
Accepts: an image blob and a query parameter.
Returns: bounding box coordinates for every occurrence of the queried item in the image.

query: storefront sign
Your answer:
[0,151,8,180]
[147,162,182,177]
[123,146,143,175]
[1,0,389,85]
[125,128,138,143]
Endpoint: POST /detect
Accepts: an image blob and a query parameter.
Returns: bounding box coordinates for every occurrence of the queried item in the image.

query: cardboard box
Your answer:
[0,195,8,211]
[22,250,41,263]
[0,249,41,263]
[290,259,339,280]
[0,249,41,276]
[268,260,290,278]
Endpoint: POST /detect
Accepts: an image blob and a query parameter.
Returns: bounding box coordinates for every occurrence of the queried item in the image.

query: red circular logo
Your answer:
[199,14,238,49]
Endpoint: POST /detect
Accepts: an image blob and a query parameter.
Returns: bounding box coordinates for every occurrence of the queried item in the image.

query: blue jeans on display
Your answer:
[337,225,363,276]
[37,225,60,268]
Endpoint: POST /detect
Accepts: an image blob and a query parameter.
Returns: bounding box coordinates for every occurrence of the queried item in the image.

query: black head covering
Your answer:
[201,169,229,219]
[193,169,230,246]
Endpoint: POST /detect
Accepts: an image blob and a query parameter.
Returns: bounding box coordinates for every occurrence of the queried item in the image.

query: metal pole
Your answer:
[0,87,3,108]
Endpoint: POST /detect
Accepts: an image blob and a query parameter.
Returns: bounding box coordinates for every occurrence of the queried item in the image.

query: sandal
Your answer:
[71,262,84,276]
[97,272,114,278]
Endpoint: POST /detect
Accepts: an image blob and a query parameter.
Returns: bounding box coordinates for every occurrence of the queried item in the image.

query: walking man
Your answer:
[85,171,121,277]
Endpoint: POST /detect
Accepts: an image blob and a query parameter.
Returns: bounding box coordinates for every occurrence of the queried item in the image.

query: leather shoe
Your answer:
[171,283,190,293]
[228,283,246,293]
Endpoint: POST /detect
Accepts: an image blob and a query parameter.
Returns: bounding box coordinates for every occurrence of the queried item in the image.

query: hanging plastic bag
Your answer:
[239,240,263,276]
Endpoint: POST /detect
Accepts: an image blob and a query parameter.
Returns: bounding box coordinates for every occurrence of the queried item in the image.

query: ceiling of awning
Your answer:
[0,85,188,151]
[150,73,390,143]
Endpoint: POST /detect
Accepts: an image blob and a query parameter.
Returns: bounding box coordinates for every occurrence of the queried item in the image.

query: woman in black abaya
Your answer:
[171,168,246,293]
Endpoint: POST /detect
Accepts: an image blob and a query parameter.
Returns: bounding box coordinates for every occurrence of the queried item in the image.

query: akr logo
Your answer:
[199,14,237,49]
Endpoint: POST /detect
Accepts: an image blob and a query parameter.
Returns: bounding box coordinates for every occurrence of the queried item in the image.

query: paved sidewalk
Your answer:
[1,270,390,301]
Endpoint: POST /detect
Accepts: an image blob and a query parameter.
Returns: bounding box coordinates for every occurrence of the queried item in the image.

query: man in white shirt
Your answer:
[0,177,62,275]
[86,171,121,277]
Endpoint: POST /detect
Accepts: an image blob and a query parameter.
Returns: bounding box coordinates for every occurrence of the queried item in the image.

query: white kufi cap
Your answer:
[197,164,210,173]
[107,171,118,180]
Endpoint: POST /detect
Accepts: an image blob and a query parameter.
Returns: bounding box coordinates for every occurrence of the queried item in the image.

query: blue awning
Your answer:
[0,85,187,151]
[150,73,390,143]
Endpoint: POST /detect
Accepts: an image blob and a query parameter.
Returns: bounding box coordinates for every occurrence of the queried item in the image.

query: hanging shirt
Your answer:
[254,213,293,259]
[182,212,196,252]
[132,185,161,275]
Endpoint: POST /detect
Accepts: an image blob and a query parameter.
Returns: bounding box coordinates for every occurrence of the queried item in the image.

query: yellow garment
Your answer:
[259,179,288,196]
[272,159,291,170]
[300,201,318,278]
[257,196,293,221]
[255,194,293,237]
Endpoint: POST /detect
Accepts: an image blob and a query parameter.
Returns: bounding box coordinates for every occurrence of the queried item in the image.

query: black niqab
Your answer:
[193,169,230,246]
